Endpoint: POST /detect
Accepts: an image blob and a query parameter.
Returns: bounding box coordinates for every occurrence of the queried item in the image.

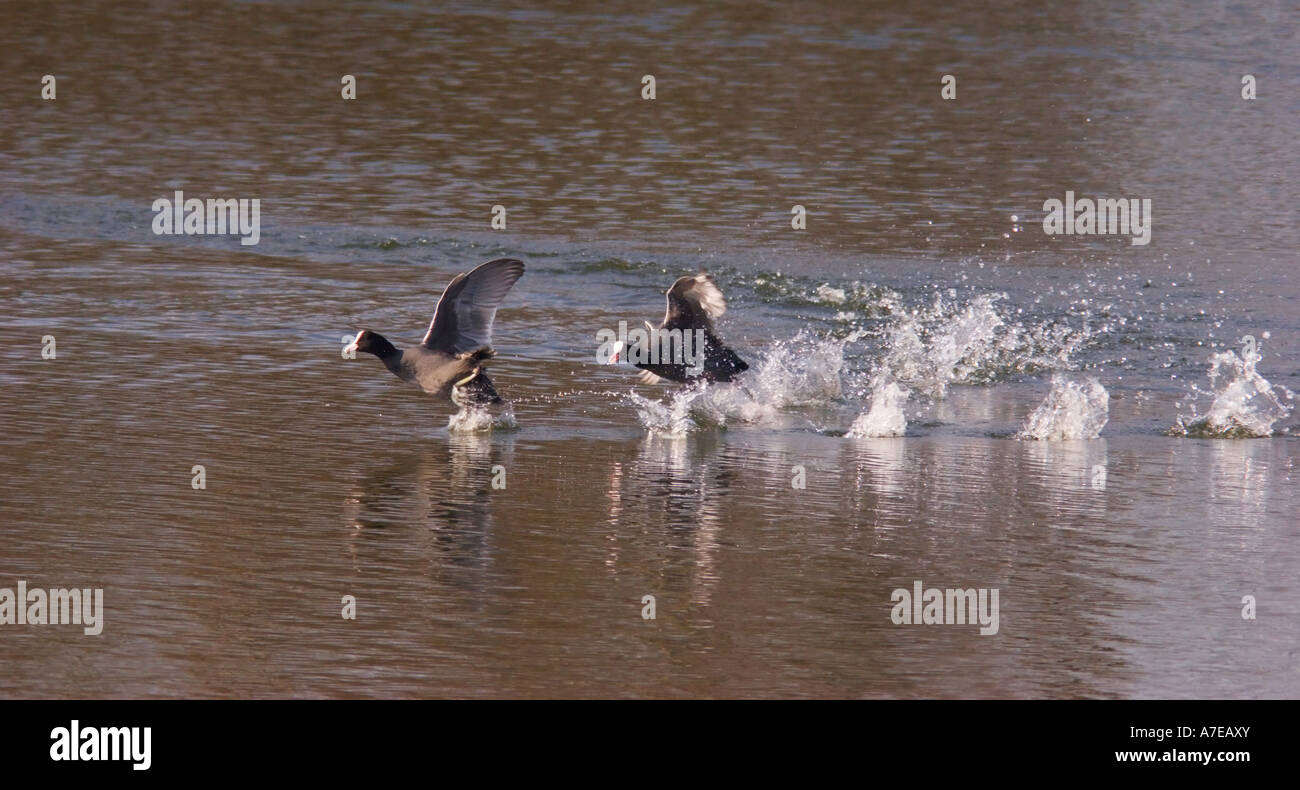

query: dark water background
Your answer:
[1,1,1297,697]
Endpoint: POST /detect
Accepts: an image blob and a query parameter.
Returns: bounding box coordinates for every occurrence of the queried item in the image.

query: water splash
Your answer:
[876,293,1088,399]
[447,404,518,433]
[1017,374,1109,440]
[622,330,854,433]
[1170,350,1293,438]
[846,372,909,438]
[815,283,847,304]
[622,386,711,437]
[704,329,853,416]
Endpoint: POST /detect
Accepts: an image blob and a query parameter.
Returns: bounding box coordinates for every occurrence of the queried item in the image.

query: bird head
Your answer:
[345,329,386,356]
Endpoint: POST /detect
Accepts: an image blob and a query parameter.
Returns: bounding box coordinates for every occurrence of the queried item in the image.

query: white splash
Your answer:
[623,387,708,437]
[847,373,909,438]
[815,283,847,304]
[447,404,517,433]
[878,293,1088,399]
[1172,350,1293,438]
[1017,374,1109,440]
[701,329,852,420]
[623,330,853,433]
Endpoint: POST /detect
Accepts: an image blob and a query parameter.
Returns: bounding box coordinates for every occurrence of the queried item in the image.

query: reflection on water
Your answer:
[3,389,1297,697]
[1,1,1298,697]
[345,434,507,572]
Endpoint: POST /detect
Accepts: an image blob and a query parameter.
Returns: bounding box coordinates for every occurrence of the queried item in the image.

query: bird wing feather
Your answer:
[662,272,726,331]
[422,258,525,354]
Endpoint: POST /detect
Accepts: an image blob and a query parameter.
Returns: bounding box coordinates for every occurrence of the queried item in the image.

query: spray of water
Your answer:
[622,330,854,434]
[847,372,909,438]
[1017,374,1109,440]
[447,404,518,433]
[876,293,1089,399]
[1170,350,1293,438]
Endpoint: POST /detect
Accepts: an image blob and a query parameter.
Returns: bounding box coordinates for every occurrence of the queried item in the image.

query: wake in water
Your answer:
[1170,349,1294,438]
[1017,374,1109,440]
[613,283,1299,442]
[621,289,1097,437]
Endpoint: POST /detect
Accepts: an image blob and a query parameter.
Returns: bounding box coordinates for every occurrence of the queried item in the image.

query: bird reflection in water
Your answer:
[343,433,514,576]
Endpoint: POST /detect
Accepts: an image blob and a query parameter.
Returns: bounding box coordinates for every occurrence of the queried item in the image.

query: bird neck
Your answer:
[364,334,403,364]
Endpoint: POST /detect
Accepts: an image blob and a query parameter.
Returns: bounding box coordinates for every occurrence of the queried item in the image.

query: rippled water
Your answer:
[2,1,1298,698]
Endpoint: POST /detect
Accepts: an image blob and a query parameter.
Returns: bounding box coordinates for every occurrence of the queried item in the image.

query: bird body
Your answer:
[615,272,748,384]
[347,258,524,407]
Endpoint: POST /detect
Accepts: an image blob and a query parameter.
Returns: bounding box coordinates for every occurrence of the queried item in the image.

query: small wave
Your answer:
[1170,350,1294,438]
[570,256,668,274]
[741,270,900,315]
[1017,374,1109,440]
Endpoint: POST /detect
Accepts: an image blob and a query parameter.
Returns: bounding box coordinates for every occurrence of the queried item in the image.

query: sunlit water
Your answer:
[1,1,1298,698]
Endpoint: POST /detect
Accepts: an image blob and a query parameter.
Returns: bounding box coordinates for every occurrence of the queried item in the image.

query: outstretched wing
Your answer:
[423,258,525,353]
[662,272,726,331]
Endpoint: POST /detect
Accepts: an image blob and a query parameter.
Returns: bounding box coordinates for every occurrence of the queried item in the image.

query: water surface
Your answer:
[1,0,1297,698]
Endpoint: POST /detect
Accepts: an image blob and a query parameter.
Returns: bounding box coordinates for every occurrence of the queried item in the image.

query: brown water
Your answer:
[1,1,1298,698]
